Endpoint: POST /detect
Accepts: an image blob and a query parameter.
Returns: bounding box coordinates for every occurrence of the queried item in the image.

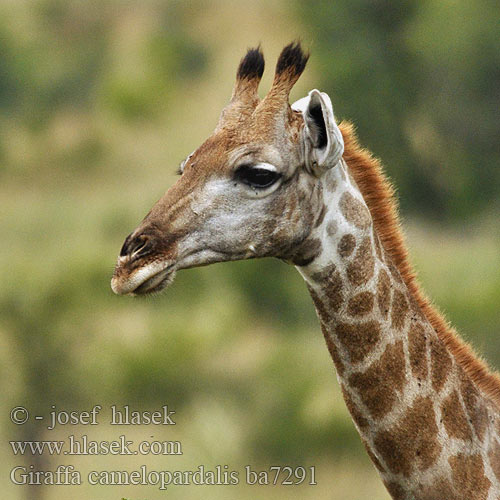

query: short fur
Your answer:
[340,121,500,406]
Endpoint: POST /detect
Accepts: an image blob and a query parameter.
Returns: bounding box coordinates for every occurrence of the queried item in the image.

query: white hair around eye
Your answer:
[253,162,278,172]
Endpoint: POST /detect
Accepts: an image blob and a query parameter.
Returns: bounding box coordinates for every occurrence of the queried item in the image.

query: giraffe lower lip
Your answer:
[111,260,176,296]
[133,268,176,295]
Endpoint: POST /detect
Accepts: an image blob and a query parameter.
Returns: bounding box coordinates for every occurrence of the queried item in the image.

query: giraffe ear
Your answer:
[292,89,344,175]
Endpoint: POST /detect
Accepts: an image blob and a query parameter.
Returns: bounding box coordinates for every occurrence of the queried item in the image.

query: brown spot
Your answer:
[310,264,332,283]
[347,237,375,287]
[377,268,391,318]
[314,204,327,228]
[488,440,500,481]
[325,272,345,313]
[341,385,368,429]
[408,293,426,321]
[336,320,381,364]
[430,338,452,392]
[408,322,428,381]
[384,481,405,500]
[459,369,489,441]
[338,233,356,258]
[448,453,490,500]
[349,340,405,419]
[293,237,322,266]
[347,291,374,317]
[326,219,337,237]
[374,396,441,477]
[391,290,409,330]
[441,390,473,441]
[339,191,371,229]
[310,264,345,313]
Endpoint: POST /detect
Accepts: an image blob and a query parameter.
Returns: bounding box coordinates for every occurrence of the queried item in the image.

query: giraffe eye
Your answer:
[235,165,281,189]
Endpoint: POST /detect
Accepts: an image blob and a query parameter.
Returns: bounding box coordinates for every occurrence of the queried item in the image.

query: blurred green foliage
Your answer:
[1,1,498,499]
[297,0,500,219]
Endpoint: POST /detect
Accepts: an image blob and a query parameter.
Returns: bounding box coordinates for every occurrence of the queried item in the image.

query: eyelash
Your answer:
[176,159,187,176]
[177,152,195,176]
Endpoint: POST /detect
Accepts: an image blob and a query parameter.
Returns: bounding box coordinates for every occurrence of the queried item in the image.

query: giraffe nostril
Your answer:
[119,234,133,257]
[130,239,147,256]
[120,233,152,259]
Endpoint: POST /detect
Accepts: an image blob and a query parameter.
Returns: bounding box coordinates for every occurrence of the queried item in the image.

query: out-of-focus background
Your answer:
[1,1,499,499]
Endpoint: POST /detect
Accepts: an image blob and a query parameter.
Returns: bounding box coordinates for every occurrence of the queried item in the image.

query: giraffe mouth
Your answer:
[132,267,177,295]
[111,261,176,296]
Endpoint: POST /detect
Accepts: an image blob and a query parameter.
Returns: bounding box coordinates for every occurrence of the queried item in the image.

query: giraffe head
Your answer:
[111,42,346,295]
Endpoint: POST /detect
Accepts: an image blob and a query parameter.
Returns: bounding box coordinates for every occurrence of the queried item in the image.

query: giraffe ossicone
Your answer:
[111,42,500,500]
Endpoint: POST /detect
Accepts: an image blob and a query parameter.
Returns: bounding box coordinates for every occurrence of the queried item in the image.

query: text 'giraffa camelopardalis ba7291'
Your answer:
[111,43,500,499]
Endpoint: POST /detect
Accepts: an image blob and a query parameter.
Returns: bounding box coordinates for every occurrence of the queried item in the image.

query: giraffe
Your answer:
[111,43,500,499]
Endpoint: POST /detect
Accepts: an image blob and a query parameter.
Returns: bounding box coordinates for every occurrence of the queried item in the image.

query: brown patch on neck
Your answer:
[374,395,441,477]
[337,233,356,257]
[448,453,490,499]
[376,269,391,319]
[408,322,429,381]
[336,320,381,364]
[349,340,405,419]
[310,264,344,313]
[346,236,375,286]
[441,390,473,441]
[347,291,374,317]
[339,191,371,229]
[384,481,406,500]
[430,336,452,392]
[391,290,409,330]
[340,121,500,407]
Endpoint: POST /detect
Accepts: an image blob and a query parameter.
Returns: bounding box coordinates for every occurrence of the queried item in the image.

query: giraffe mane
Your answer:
[340,120,500,407]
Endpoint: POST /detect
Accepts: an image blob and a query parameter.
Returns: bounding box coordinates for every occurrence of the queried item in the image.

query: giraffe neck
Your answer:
[296,162,500,500]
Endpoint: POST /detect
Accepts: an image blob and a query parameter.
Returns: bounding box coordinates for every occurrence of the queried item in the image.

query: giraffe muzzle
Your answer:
[111,230,179,296]
[111,258,176,296]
